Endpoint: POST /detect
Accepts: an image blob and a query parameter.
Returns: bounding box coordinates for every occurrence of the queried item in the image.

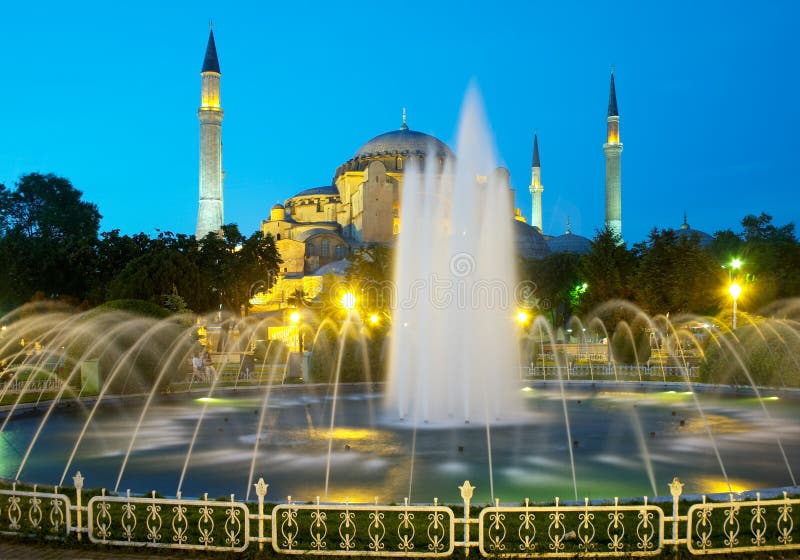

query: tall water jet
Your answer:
[386,87,521,424]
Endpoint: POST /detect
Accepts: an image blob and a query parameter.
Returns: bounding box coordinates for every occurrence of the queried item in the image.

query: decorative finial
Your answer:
[401,107,408,131]
[566,216,571,235]
[611,64,615,75]
[681,210,690,230]
[210,19,213,30]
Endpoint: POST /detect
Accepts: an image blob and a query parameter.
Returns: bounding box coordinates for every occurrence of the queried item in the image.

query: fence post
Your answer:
[459,480,475,557]
[669,477,684,548]
[255,478,268,551]
[72,471,84,541]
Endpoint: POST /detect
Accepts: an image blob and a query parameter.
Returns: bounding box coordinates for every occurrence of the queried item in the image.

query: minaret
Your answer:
[528,133,544,232]
[196,25,224,239]
[604,68,623,240]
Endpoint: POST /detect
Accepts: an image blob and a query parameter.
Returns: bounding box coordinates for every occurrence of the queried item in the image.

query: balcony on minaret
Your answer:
[201,74,221,110]
[606,117,620,144]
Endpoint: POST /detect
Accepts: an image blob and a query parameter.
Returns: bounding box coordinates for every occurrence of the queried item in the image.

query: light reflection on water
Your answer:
[1,386,798,503]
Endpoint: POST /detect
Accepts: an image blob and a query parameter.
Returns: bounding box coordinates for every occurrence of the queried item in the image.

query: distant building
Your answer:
[194,32,710,309]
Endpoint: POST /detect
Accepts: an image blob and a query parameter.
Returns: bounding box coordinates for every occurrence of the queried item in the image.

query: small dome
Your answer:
[355,128,452,159]
[676,227,713,247]
[271,203,284,210]
[289,185,339,200]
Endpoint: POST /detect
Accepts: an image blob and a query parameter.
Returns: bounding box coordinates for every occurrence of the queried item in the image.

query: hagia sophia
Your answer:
[194,28,709,312]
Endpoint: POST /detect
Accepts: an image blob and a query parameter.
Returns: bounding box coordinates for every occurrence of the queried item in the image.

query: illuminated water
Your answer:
[2,384,797,502]
[386,88,520,425]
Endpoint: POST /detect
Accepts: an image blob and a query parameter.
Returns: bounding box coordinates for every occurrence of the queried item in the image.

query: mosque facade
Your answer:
[194,29,689,307]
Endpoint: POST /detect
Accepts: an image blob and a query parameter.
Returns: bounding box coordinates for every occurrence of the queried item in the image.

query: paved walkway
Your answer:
[0,540,209,559]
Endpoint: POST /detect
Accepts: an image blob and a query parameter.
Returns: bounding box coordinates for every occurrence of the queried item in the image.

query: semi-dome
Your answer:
[514,221,551,259]
[354,128,452,159]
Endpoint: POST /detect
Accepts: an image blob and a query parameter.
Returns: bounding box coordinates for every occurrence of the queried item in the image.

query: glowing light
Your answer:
[341,292,356,310]
[521,387,534,392]
[289,311,300,324]
[730,258,743,270]
[196,397,221,403]
[369,314,380,325]
[729,282,742,300]
[516,310,531,325]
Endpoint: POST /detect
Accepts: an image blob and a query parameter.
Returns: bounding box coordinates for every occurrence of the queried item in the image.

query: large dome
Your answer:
[354,128,452,159]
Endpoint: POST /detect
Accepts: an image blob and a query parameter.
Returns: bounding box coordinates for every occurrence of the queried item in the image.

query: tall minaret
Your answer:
[603,68,623,240]
[196,25,224,239]
[528,133,544,232]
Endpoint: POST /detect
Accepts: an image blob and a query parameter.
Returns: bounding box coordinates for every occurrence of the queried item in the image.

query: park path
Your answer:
[0,539,201,559]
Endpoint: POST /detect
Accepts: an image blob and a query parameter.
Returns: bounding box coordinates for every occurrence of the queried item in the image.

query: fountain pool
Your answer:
[2,383,798,503]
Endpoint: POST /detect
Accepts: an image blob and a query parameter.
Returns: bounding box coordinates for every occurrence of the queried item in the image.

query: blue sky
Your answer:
[1,1,797,244]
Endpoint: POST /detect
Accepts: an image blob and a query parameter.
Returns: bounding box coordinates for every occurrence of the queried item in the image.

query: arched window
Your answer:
[335,245,345,259]
[306,243,316,256]
[276,233,281,240]
[321,238,330,258]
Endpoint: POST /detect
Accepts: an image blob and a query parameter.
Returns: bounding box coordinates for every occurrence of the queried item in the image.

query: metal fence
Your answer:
[1,472,799,556]
[520,364,699,381]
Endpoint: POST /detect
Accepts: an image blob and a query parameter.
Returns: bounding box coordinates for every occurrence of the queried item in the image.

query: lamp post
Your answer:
[289,311,300,352]
[341,292,356,314]
[723,258,743,331]
[729,282,741,330]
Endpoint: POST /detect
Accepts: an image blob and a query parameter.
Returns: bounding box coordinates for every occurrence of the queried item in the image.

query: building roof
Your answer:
[354,127,452,159]
[314,259,351,277]
[288,185,339,199]
[294,227,345,243]
[202,29,221,74]
[271,203,284,210]
[547,232,592,254]
[608,70,619,117]
[677,215,713,247]
[514,220,551,259]
[532,133,541,167]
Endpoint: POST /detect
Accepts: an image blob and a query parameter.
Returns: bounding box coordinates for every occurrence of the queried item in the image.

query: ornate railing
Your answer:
[478,497,663,557]
[2,378,63,394]
[0,483,71,536]
[272,497,454,556]
[521,365,699,380]
[2,472,799,557]
[87,489,250,551]
[686,491,800,554]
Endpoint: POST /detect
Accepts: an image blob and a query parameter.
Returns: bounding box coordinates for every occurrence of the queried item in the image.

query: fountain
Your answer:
[0,90,799,538]
[386,86,520,425]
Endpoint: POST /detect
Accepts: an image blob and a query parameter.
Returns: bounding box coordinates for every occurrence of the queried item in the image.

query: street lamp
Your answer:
[729,282,742,330]
[289,311,301,352]
[341,292,356,311]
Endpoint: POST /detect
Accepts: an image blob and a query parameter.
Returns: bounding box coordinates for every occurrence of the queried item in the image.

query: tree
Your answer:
[577,227,636,322]
[345,244,395,316]
[197,225,281,314]
[634,228,722,316]
[0,173,101,308]
[521,252,582,328]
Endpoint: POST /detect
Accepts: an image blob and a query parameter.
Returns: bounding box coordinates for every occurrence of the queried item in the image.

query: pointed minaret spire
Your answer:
[608,65,618,117]
[400,107,408,131]
[529,132,544,232]
[202,28,221,74]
